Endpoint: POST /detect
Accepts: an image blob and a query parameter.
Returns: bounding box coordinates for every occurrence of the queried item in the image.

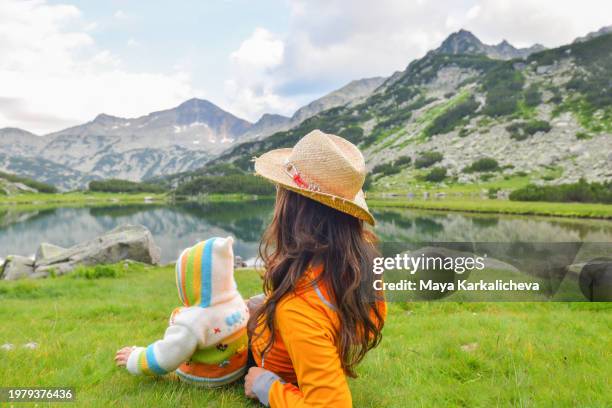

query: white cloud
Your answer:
[3,0,611,131]
[463,0,612,47]
[127,37,140,47]
[224,28,298,121]
[466,5,481,20]
[224,79,297,122]
[230,28,284,69]
[113,10,127,20]
[225,1,452,120]
[0,0,197,134]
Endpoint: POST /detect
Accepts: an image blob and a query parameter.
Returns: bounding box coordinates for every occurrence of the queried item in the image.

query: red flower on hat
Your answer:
[292,173,309,189]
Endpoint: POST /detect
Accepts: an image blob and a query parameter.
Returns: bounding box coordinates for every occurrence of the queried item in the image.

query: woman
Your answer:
[244,129,386,407]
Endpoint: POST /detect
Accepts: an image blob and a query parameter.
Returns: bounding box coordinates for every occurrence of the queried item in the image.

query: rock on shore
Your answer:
[1,224,161,280]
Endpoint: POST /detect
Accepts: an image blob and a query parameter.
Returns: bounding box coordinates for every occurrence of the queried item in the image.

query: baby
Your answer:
[115,236,249,386]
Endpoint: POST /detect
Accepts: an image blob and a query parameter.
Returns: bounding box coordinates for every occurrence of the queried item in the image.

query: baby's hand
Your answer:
[115,346,136,367]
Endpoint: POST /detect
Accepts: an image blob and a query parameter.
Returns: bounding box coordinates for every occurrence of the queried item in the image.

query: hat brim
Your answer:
[254,148,375,226]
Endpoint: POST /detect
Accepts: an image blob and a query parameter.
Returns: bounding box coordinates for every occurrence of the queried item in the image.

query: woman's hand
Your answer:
[244,366,267,399]
[114,346,135,367]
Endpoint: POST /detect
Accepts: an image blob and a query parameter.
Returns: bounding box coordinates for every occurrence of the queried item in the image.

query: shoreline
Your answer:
[0,192,269,208]
[2,193,612,220]
[367,198,612,220]
[0,192,167,206]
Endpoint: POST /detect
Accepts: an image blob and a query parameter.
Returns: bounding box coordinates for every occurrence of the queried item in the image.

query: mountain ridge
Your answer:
[573,24,612,43]
[2,26,611,190]
[190,30,612,190]
[432,29,546,60]
[0,80,388,188]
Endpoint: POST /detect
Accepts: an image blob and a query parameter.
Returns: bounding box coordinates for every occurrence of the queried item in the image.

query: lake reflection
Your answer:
[1,200,612,263]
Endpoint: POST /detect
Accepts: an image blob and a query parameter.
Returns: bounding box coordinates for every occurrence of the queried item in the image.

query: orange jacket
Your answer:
[251,265,386,407]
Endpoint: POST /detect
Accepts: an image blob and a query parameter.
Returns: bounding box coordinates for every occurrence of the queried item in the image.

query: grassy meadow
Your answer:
[0,192,166,207]
[0,263,610,407]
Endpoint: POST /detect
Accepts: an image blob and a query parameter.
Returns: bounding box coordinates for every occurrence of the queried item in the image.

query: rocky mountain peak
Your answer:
[172,98,253,130]
[257,113,290,125]
[177,98,217,111]
[93,113,124,124]
[238,113,291,141]
[434,29,546,60]
[529,43,546,52]
[574,24,612,43]
[0,127,38,136]
[496,39,514,50]
[291,76,385,124]
[437,29,485,55]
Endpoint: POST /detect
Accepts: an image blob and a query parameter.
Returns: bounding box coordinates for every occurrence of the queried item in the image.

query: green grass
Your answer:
[0,192,167,207]
[555,97,612,134]
[365,302,610,407]
[516,99,537,120]
[368,197,612,219]
[371,173,532,195]
[1,264,610,407]
[413,90,471,142]
[177,193,275,202]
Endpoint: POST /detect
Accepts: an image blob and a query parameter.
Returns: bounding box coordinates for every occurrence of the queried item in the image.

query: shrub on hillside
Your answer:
[529,33,612,109]
[548,87,564,104]
[339,126,364,143]
[424,167,447,182]
[88,179,165,193]
[523,120,551,134]
[414,151,443,169]
[425,95,479,136]
[203,163,245,176]
[363,174,373,191]
[371,156,412,177]
[175,174,275,196]
[523,84,542,107]
[388,85,420,104]
[482,64,524,117]
[371,163,401,177]
[510,179,612,204]
[464,157,500,173]
[576,131,592,140]
[506,120,552,141]
[362,96,435,148]
[0,171,57,193]
[394,155,412,167]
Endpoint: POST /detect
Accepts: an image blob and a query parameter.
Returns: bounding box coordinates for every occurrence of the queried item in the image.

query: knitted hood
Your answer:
[175,237,238,307]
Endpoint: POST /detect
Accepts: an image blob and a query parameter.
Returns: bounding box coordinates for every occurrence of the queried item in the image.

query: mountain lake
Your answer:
[1,199,612,265]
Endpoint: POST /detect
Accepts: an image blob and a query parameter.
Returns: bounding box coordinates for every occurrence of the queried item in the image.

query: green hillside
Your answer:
[172,33,612,196]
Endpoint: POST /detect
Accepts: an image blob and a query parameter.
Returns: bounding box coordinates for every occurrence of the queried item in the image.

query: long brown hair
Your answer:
[251,187,384,377]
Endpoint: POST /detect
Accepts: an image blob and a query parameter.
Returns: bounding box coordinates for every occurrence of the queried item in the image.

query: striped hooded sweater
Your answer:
[126,236,249,387]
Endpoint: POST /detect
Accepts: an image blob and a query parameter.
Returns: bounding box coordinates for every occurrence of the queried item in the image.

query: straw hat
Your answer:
[254,129,375,225]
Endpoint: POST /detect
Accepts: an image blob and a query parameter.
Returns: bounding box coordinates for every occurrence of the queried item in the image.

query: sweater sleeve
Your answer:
[266,298,352,408]
[126,324,198,376]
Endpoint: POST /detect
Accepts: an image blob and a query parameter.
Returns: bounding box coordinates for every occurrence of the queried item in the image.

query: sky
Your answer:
[0,0,611,134]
